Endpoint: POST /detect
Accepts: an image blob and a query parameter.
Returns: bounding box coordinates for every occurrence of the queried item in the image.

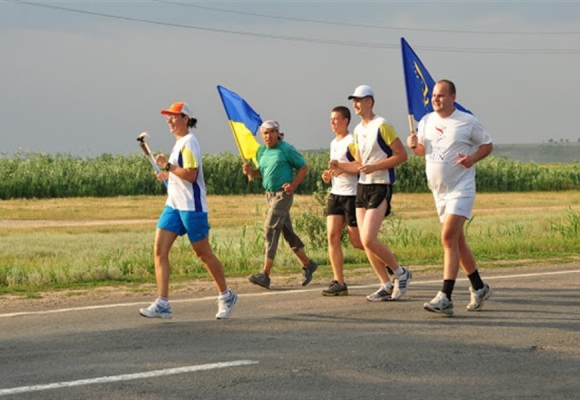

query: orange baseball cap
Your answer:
[160,102,193,118]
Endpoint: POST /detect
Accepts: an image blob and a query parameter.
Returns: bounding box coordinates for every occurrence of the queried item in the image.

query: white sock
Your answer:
[219,289,232,299]
[157,297,169,307]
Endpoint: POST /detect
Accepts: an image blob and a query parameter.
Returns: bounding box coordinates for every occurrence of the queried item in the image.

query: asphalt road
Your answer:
[1,265,579,400]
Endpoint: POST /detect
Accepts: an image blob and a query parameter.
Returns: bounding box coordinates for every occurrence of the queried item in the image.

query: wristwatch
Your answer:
[164,163,172,172]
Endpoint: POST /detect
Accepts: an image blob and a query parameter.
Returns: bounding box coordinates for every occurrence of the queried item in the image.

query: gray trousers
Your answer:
[264,191,305,260]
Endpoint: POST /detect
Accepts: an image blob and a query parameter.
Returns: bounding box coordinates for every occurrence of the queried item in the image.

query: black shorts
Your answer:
[326,194,357,227]
[355,184,392,217]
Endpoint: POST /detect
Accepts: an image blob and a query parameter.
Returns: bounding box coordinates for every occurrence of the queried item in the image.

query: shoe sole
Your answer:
[322,291,348,297]
[466,287,493,311]
[366,296,392,302]
[216,294,238,319]
[139,311,173,319]
[423,304,454,316]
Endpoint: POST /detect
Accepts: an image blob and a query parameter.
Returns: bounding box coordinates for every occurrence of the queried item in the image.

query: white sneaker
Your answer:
[366,285,393,302]
[467,283,493,311]
[392,267,412,300]
[139,300,172,319]
[216,291,238,319]
[423,291,454,316]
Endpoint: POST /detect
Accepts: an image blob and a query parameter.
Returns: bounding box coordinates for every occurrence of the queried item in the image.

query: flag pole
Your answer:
[407,115,417,149]
[401,37,420,149]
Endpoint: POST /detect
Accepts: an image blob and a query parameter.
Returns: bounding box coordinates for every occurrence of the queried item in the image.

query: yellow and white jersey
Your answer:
[165,132,208,212]
[353,116,399,184]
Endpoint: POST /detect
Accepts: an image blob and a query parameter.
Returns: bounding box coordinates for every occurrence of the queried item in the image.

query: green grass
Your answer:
[1,192,579,296]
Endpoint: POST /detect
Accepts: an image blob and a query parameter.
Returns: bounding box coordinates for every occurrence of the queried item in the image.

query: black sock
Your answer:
[442,280,455,300]
[468,270,484,291]
[386,266,394,275]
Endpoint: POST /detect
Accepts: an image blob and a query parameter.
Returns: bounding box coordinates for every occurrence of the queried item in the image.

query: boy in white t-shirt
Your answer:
[321,106,364,296]
[408,80,494,316]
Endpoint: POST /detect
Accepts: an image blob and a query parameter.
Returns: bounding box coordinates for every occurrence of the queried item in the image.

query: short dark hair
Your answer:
[182,114,198,129]
[331,106,351,126]
[438,79,456,95]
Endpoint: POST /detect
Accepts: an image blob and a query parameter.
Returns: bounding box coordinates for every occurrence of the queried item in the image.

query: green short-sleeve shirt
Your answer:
[256,141,306,192]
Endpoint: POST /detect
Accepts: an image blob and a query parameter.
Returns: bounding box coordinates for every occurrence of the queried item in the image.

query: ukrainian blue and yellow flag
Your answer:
[217,85,262,166]
[401,37,470,126]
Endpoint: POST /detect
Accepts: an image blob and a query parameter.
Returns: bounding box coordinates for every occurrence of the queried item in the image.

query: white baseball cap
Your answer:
[160,102,194,118]
[348,85,374,99]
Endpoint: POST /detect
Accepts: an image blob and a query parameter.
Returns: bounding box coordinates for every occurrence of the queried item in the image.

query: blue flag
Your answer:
[401,37,470,124]
[217,85,262,166]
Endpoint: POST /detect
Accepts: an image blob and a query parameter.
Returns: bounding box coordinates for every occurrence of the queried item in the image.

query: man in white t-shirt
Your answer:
[407,79,494,316]
[321,106,363,296]
[348,85,412,302]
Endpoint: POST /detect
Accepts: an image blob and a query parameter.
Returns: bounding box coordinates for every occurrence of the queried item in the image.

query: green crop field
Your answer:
[1,150,579,199]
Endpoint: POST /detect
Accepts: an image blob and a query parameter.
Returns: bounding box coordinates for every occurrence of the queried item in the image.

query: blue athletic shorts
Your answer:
[157,206,210,243]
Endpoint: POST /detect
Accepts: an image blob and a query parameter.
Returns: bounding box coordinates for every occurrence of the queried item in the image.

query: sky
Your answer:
[1,0,579,157]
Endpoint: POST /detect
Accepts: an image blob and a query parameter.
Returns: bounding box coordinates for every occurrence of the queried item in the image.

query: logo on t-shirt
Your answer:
[434,125,446,144]
[429,126,447,162]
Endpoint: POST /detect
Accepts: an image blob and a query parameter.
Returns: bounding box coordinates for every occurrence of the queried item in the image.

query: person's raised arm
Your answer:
[329,159,360,176]
[457,142,493,168]
[283,165,308,194]
[407,134,425,156]
[242,162,261,179]
[359,137,408,174]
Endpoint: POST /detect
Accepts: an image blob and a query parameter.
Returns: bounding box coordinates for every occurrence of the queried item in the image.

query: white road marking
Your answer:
[0,360,259,397]
[1,269,578,319]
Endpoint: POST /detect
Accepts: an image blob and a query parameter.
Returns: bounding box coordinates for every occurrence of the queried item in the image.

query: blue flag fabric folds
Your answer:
[217,85,262,166]
[401,37,471,124]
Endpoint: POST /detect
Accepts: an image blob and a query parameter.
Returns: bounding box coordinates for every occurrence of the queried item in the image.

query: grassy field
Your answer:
[0,192,579,297]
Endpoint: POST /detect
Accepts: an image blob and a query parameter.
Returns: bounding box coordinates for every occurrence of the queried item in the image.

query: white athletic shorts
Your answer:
[433,194,474,223]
